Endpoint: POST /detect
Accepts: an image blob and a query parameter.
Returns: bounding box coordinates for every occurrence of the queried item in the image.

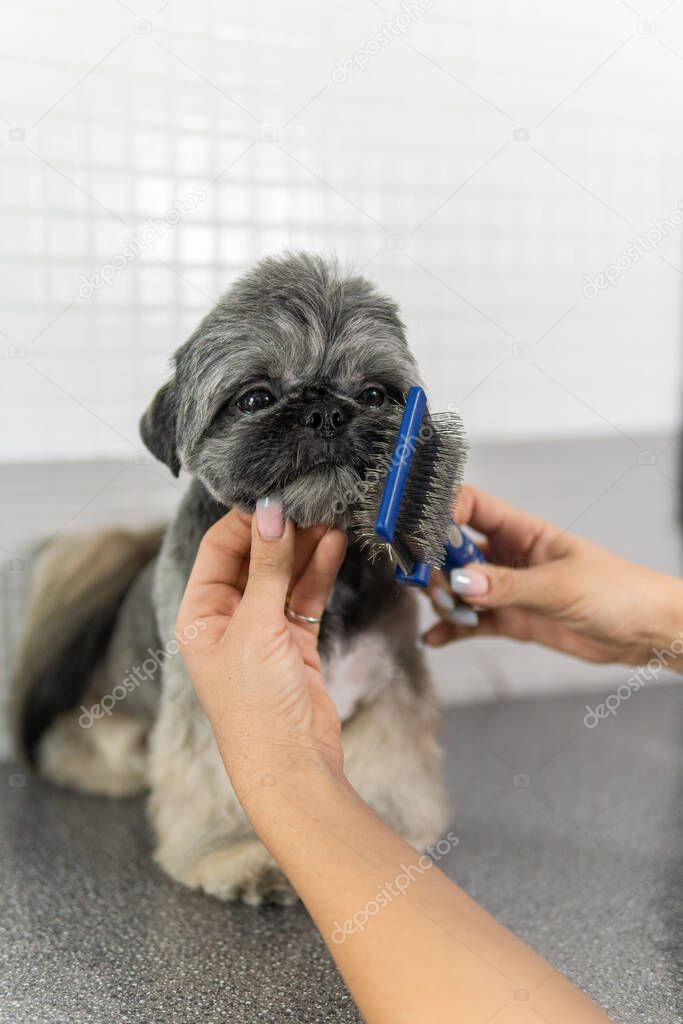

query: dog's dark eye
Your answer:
[358,386,385,408]
[237,388,275,414]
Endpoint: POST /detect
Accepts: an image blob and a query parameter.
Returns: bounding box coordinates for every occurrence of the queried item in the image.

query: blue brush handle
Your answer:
[395,523,485,588]
[443,522,487,572]
[377,386,434,587]
[375,386,427,546]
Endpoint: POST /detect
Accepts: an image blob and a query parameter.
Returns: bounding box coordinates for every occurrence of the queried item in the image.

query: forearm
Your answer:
[236,767,611,1024]
[645,569,683,676]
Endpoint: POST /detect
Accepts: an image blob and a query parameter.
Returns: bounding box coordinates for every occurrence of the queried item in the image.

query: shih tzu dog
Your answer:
[13,253,449,904]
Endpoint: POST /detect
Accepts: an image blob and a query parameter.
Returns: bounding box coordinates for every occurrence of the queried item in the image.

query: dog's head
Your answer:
[140,253,420,525]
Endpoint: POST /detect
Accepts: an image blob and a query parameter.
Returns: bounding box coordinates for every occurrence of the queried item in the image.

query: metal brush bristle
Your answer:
[351,406,469,569]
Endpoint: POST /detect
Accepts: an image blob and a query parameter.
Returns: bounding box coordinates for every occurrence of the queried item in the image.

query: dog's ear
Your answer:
[139,380,181,477]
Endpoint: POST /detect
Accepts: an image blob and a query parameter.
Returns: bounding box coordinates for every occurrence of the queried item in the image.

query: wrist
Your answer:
[235,759,357,845]
[217,732,349,817]
[210,716,344,789]
[645,573,683,674]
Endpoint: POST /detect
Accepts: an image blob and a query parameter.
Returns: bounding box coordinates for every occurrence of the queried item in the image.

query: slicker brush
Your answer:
[352,386,485,587]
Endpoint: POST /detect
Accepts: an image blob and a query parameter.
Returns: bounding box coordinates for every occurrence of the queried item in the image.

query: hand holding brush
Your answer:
[424,484,683,673]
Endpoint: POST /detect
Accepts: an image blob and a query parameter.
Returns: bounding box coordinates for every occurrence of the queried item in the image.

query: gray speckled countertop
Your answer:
[1,683,682,1023]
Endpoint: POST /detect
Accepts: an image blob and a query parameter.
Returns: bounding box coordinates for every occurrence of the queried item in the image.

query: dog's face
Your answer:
[140,254,420,525]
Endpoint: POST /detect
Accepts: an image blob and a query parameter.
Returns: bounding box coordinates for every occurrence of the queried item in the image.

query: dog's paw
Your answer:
[236,863,298,907]
[162,838,297,905]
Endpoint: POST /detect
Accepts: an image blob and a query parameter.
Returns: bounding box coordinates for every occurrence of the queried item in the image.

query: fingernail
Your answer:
[256,495,284,539]
[446,606,479,627]
[450,570,489,597]
[433,589,455,613]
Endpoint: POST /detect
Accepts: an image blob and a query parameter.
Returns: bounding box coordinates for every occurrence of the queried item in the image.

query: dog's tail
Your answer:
[11,526,164,765]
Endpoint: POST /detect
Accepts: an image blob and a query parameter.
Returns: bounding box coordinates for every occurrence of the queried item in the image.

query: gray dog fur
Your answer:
[15,253,449,903]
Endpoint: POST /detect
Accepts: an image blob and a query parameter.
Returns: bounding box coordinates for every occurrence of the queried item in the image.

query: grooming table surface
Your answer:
[1,683,681,1023]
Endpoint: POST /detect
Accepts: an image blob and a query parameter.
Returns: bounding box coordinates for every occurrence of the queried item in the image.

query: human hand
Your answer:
[424,485,683,670]
[176,497,348,798]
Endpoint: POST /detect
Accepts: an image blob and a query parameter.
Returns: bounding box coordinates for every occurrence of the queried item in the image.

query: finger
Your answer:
[423,607,620,663]
[178,510,326,641]
[449,559,570,616]
[422,620,477,647]
[427,559,487,611]
[186,516,323,607]
[422,607,539,647]
[287,529,348,634]
[242,495,295,613]
[428,586,479,627]
[177,507,252,633]
[291,525,329,584]
[453,485,566,562]
[428,548,489,597]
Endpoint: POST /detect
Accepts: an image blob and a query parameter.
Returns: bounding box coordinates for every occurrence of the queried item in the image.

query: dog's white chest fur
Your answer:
[324,634,392,721]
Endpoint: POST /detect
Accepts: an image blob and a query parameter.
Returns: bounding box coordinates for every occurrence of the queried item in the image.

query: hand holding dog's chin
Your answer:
[176,502,349,810]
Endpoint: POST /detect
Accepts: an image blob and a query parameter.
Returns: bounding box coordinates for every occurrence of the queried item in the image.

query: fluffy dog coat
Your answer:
[14,254,449,903]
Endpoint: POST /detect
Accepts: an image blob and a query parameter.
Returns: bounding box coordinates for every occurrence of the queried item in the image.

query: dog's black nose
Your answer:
[300,400,348,437]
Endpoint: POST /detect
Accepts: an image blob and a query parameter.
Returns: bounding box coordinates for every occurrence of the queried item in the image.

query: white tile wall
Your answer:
[2,0,683,462]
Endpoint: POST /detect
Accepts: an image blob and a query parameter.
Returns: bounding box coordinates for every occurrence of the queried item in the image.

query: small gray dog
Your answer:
[14,253,448,903]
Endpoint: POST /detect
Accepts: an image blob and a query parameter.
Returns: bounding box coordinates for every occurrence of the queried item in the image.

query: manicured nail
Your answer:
[256,495,284,539]
[446,606,479,627]
[450,570,489,597]
[433,589,455,613]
